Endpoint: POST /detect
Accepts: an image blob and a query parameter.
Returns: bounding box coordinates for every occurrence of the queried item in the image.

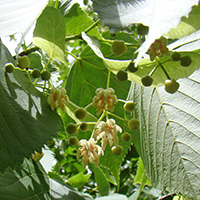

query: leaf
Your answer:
[0,0,48,36]
[128,68,200,199]
[134,157,151,186]
[103,52,200,87]
[67,170,91,188]
[166,4,200,39]
[0,158,93,200]
[168,29,200,52]
[92,0,199,65]
[33,7,66,63]
[0,158,50,200]
[64,3,102,39]
[0,40,61,173]
[50,179,93,200]
[92,165,110,196]
[82,32,104,58]
[65,45,132,185]
[95,193,128,200]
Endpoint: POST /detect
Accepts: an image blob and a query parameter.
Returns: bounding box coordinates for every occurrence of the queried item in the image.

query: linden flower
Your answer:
[94,119,122,150]
[92,88,118,116]
[149,37,169,61]
[47,87,69,112]
[77,138,104,168]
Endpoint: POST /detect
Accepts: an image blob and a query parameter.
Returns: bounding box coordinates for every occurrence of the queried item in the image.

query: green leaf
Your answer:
[103,52,200,87]
[129,68,200,199]
[67,170,91,188]
[134,157,151,186]
[65,45,131,185]
[0,41,61,173]
[166,4,200,39]
[92,0,199,64]
[33,7,66,63]
[92,165,110,196]
[0,158,50,200]
[0,0,48,36]
[64,3,102,39]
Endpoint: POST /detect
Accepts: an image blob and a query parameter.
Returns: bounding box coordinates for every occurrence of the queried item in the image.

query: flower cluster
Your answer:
[148,37,169,61]
[47,87,69,112]
[77,138,104,168]
[94,119,122,150]
[92,88,118,116]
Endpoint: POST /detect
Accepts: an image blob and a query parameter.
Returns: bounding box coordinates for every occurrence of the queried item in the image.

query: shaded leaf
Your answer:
[33,7,66,63]
[92,0,199,64]
[92,165,110,196]
[0,0,48,36]
[128,68,200,199]
[65,45,131,185]
[0,40,61,173]
[0,158,50,200]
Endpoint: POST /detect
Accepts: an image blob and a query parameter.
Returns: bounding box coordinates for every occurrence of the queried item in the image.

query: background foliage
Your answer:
[0,0,200,199]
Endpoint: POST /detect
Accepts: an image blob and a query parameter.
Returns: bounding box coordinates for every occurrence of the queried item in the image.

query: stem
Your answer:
[106,111,126,122]
[26,70,33,84]
[84,102,93,110]
[106,69,111,89]
[65,50,80,61]
[85,19,101,34]
[54,0,59,9]
[117,99,126,104]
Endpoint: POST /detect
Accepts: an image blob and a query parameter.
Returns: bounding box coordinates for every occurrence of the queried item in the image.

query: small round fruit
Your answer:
[124,101,135,112]
[171,52,181,61]
[32,151,44,162]
[69,136,79,145]
[5,63,15,73]
[41,70,51,80]
[80,122,89,131]
[75,108,87,120]
[141,75,153,86]
[112,145,123,155]
[180,56,192,67]
[127,62,138,73]
[128,118,139,131]
[111,40,127,56]
[121,132,131,142]
[116,70,128,82]
[137,24,149,36]
[31,69,41,78]
[66,123,77,135]
[17,55,30,69]
[164,79,179,94]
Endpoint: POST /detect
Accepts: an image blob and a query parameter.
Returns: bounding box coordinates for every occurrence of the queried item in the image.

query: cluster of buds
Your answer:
[148,37,169,61]
[94,119,122,150]
[47,87,69,112]
[76,138,104,168]
[92,88,118,116]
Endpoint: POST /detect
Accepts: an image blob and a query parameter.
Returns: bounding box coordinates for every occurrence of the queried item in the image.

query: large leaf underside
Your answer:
[128,68,200,199]
[0,41,61,173]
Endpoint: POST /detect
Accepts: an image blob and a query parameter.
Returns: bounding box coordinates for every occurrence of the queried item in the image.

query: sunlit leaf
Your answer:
[33,7,66,63]
[0,0,48,36]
